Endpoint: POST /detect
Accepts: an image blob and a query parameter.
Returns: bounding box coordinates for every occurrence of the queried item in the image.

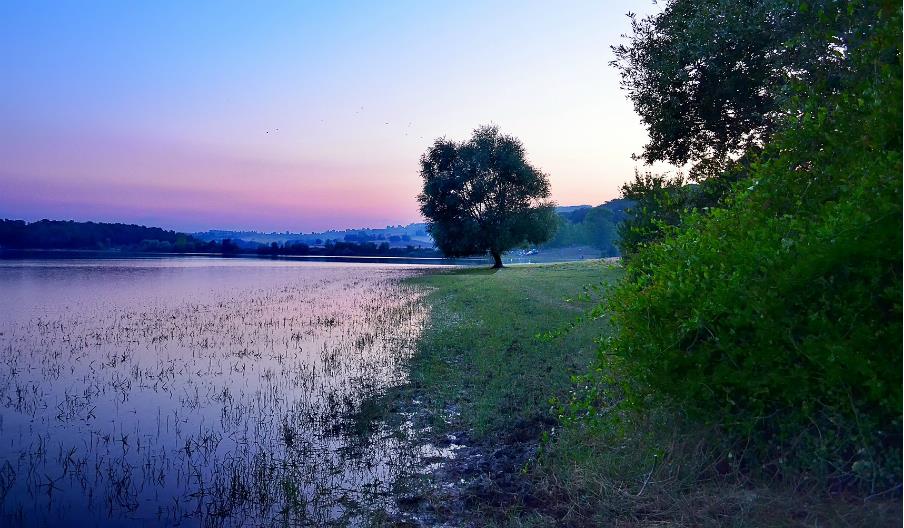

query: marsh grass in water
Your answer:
[0,258,444,526]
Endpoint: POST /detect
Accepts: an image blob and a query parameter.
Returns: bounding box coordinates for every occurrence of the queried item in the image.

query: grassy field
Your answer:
[384,260,900,527]
[404,261,619,441]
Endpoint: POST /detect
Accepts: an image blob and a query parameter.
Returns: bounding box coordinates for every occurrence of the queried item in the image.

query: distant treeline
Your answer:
[543,199,632,256]
[0,219,219,252]
[341,232,414,244]
[0,219,442,258]
[256,240,441,258]
[0,212,632,258]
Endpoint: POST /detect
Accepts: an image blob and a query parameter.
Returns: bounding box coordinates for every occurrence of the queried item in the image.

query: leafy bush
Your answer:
[596,10,902,491]
[616,171,689,257]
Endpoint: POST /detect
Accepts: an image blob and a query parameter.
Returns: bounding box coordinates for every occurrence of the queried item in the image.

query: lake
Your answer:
[0,257,447,526]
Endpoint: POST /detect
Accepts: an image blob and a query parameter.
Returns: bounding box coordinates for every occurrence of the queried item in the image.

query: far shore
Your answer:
[0,247,610,266]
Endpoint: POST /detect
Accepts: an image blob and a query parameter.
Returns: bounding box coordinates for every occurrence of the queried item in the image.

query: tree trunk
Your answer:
[491,251,503,268]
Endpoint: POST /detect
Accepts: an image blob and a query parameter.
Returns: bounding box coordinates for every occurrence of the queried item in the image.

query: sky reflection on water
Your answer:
[0,257,440,526]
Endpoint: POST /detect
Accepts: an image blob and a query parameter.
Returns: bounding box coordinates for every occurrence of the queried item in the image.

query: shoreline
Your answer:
[0,249,614,267]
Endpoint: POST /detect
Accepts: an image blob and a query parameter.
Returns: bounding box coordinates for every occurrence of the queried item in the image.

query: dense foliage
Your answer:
[615,172,688,257]
[418,125,557,267]
[611,0,893,255]
[615,166,751,257]
[588,1,902,492]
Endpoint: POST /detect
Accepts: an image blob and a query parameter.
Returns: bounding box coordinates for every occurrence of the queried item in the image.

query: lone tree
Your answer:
[418,125,556,268]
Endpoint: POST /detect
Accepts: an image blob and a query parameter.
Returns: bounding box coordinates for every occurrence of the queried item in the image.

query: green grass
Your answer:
[404,261,620,440]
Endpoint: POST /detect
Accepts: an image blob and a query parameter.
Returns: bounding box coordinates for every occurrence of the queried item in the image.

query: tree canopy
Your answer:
[612,0,883,178]
[418,125,556,267]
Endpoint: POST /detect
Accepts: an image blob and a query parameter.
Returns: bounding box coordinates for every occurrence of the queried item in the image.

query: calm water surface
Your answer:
[0,257,441,526]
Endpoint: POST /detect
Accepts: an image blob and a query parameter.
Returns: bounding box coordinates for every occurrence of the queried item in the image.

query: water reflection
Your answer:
[0,258,438,526]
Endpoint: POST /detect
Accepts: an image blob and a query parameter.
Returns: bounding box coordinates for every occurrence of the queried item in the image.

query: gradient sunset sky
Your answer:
[1,1,659,233]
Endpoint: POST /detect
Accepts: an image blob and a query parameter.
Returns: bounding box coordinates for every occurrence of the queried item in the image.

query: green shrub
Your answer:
[595,11,902,491]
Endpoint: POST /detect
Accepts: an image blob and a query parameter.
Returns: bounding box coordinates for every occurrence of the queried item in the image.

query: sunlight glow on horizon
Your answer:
[1,1,659,233]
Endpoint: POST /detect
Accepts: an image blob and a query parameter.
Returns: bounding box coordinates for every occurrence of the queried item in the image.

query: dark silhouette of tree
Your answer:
[418,125,556,268]
[220,238,240,255]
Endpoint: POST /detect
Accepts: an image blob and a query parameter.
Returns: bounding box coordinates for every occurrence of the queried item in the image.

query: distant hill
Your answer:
[558,198,632,224]
[554,205,592,214]
[193,204,627,250]
[543,198,634,257]
[193,200,634,257]
[193,223,434,249]
[1,202,633,257]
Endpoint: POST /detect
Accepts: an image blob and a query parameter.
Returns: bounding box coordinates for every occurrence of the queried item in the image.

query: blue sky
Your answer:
[1,1,659,232]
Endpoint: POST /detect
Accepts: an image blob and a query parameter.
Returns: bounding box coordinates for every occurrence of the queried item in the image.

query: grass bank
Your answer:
[381,260,899,527]
[404,261,618,441]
